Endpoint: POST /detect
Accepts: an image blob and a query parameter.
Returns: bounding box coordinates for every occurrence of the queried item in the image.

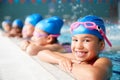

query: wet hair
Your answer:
[51,37,58,44]
[47,33,58,44]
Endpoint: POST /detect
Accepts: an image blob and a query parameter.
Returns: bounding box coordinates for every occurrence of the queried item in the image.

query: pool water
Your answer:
[100,52,120,80]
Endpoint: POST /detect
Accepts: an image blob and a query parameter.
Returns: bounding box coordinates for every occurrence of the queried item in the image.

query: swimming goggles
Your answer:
[33,31,60,38]
[70,22,112,47]
[22,29,27,34]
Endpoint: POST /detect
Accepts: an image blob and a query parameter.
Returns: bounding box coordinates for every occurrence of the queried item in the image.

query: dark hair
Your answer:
[51,37,58,44]
[99,38,103,41]
[47,33,58,44]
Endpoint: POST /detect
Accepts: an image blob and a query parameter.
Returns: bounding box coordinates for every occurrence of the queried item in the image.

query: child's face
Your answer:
[31,27,49,46]
[22,23,34,38]
[3,24,11,32]
[10,27,21,34]
[71,34,104,62]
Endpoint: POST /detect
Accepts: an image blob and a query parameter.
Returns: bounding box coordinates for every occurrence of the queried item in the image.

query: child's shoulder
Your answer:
[47,43,61,47]
[94,57,112,66]
[95,57,112,80]
[97,57,111,62]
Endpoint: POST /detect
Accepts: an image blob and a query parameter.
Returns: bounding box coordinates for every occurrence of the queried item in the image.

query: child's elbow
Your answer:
[26,45,38,56]
[87,72,101,80]
[87,69,108,80]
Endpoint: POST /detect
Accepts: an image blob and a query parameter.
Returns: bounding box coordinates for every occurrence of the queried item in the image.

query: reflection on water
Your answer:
[105,24,120,79]
[100,52,120,80]
[105,24,120,52]
[107,24,120,41]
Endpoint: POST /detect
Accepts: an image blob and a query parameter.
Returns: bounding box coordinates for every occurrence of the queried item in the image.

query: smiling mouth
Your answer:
[75,51,87,57]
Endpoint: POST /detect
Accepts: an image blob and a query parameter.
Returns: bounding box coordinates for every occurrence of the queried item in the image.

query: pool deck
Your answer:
[0,33,74,80]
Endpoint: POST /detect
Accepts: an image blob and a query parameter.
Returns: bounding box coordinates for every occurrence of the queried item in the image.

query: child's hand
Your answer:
[58,57,72,72]
[71,60,88,64]
[20,40,30,51]
[26,43,40,56]
[71,60,81,64]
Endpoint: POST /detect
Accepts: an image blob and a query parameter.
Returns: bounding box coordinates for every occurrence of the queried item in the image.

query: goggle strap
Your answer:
[99,30,112,47]
[33,32,47,37]
[33,31,60,38]
[50,34,60,37]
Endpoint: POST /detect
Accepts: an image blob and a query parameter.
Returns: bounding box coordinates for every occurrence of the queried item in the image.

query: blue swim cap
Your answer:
[2,20,11,26]
[72,15,106,40]
[35,16,64,35]
[12,19,23,29]
[48,16,63,28]
[25,13,43,26]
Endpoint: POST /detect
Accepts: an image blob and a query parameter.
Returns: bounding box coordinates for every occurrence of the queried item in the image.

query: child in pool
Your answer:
[22,13,43,39]
[8,19,23,37]
[1,20,12,36]
[37,15,112,80]
[23,16,66,55]
[20,13,43,50]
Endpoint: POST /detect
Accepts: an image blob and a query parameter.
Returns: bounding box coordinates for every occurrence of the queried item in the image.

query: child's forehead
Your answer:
[4,23,11,26]
[12,25,19,28]
[35,27,47,34]
[72,34,98,39]
[25,22,33,26]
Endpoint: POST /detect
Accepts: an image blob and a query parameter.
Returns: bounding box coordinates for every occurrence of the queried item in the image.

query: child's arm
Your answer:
[26,43,65,55]
[26,43,41,55]
[37,50,76,72]
[71,57,112,80]
[37,50,70,63]
[43,44,65,52]
[20,40,30,51]
[16,32,22,38]
[37,50,112,80]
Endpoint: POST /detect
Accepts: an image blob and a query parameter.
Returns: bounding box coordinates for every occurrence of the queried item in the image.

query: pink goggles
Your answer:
[70,22,112,47]
[33,31,60,38]
[22,29,27,34]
